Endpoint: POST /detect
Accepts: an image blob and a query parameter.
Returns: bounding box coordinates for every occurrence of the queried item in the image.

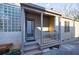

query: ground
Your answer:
[43,40,79,55]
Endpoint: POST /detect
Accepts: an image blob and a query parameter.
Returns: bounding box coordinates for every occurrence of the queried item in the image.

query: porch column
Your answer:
[54,16,60,40]
[40,12,43,45]
[55,16,59,32]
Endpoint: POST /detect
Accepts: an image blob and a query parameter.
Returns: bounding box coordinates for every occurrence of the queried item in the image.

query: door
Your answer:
[25,18,35,42]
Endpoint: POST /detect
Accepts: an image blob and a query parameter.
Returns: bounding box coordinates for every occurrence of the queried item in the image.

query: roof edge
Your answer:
[20,3,61,16]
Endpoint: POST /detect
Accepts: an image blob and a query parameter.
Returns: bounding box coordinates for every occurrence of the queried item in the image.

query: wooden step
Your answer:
[24,49,42,55]
[23,44,39,52]
[40,40,60,49]
[23,41,41,55]
[24,41,38,46]
[43,39,59,43]
[43,40,59,44]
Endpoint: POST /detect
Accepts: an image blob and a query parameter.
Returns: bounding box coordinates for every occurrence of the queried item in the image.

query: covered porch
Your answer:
[21,3,61,49]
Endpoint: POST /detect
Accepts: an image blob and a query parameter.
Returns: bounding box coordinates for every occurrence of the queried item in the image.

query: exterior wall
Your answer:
[0,32,22,49]
[60,17,75,42]
[0,3,21,49]
[75,21,79,39]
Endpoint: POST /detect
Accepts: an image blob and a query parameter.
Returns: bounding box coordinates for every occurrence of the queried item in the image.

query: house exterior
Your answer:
[60,17,79,43]
[20,3,79,55]
[0,3,21,49]
[0,3,79,55]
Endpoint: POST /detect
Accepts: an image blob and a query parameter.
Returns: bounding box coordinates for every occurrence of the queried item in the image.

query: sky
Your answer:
[15,3,79,10]
[35,3,78,10]
[34,3,79,18]
[15,3,79,18]
[35,3,67,9]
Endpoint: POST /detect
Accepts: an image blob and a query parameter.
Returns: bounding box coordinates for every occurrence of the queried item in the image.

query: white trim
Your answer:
[40,13,43,45]
[21,8,25,54]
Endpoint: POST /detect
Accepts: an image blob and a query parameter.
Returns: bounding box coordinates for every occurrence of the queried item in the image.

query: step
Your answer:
[40,41,60,49]
[43,40,59,44]
[43,42,60,46]
[24,49,42,55]
[24,41,38,46]
[23,45,39,51]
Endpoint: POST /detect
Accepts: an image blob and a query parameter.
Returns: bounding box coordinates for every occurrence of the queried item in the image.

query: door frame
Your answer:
[25,17,35,42]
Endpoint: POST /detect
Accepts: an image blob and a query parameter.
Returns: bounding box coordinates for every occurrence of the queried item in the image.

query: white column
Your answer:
[59,17,61,41]
[54,16,60,41]
[55,16,59,32]
[21,8,26,54]
[40,13,43,45]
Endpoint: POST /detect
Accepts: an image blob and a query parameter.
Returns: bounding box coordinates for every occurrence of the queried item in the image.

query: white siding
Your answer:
[60,17,75,42]
[75,21,79,38]
[0,32,22,48]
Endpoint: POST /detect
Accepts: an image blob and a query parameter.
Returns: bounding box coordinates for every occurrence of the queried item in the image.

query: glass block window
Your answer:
[4,20,8,32]
[0,19,3,31]
[0,3,21,32]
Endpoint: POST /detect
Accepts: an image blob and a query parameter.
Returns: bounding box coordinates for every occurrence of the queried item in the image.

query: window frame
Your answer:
[64,21,70,32]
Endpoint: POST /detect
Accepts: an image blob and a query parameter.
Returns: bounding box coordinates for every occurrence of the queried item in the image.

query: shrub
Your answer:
[5,49,21,55]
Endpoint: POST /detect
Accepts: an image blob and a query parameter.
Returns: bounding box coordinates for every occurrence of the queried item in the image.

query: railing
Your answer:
[42,31,59,44]
[39,31,60,49]
[50,32,59,40]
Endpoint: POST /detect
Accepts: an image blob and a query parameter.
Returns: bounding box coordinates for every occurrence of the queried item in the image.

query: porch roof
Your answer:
[20,3,62,16]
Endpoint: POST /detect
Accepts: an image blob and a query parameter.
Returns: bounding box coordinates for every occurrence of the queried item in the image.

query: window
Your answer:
[0,4,21,32]
[4,20,8,32]
[64,21,70,32]
[0,19,3,31]
[12,20,21,31]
